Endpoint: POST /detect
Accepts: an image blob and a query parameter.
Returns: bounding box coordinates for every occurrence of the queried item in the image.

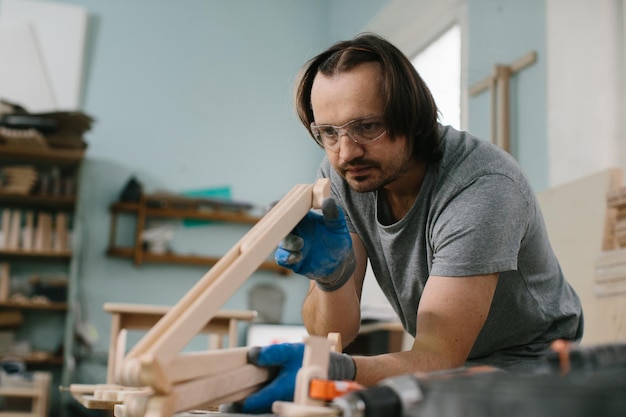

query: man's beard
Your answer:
[339,154,412,193]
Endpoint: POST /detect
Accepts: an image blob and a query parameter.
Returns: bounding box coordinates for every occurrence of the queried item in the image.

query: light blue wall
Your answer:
[467,0,548,191]
[33,0,549,385]
[329,0,390,40]
[32,0,387,383]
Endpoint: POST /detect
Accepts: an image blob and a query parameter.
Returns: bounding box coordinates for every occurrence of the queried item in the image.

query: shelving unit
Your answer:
[0,371,51,417]
[107,196,290,275]
[0,144,84,417]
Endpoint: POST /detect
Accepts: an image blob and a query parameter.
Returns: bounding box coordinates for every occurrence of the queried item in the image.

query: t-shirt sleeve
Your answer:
[429,174,531,277]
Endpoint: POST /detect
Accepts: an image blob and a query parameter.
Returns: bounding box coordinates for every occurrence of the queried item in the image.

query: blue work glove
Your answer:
[241,342,356,414]
[275,198,356,291]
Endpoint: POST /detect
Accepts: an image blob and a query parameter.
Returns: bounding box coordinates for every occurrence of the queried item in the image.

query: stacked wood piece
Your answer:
[0,165,38,195]
[606,186,626,249]
[0,209,70,252]
[595,183,626,297]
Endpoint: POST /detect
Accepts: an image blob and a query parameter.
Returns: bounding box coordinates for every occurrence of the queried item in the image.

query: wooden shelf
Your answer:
[0,300,67,311]
[0,352,64,365]
[0,249,72,261]
[0,144,84,165]
[0,143,84,417]
[107,246,288,275]
[0,193,76,210]
[110,201,262,224]
[108,194,290,275]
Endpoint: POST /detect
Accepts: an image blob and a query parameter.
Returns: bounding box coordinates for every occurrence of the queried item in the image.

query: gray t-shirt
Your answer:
[318,125,583,370]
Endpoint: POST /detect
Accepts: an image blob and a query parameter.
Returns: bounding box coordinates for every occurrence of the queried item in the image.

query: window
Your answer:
[410,25,461,130]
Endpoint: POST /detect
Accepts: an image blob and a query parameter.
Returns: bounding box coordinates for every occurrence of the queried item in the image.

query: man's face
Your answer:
[310,62,413,193]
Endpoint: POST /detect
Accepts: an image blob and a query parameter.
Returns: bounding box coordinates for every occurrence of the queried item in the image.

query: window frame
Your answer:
[365,0,468,129]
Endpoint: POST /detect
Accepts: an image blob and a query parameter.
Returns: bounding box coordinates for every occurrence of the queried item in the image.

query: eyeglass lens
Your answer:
[312,117,386,149]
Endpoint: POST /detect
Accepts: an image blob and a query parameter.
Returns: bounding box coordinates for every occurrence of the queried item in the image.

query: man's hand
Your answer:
[241,343,304,413]
[241,342,356,414]
[275,198,356,291]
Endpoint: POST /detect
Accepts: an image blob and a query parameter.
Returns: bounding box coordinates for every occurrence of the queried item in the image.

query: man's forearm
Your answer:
[352,347,456,386]
[302,280,361,346]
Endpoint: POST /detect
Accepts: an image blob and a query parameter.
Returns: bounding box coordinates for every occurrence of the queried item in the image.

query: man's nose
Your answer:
[337,132,364,161]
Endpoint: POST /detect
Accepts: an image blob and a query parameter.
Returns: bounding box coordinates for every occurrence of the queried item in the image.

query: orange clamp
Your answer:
[309,379,365,401]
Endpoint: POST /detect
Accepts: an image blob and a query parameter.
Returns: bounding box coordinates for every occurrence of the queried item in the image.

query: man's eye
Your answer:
[354,122,381,134]
[320,127,338,137]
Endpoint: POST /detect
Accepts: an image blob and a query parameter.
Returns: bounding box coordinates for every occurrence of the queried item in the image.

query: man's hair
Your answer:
[295,33,442,164]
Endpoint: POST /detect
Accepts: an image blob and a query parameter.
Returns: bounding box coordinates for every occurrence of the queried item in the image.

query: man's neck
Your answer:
[381,161,428,222]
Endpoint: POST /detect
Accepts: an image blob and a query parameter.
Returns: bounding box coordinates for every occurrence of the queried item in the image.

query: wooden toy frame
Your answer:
[73,179,330,417]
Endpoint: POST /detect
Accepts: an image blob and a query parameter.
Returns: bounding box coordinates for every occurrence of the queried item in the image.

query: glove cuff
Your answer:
[328,351,356,381]
[313,249,356,292]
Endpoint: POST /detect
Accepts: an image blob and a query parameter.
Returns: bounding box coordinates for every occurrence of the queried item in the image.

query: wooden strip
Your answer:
[239,184,311,252]
[294,336,332,407]
[594,280,626,297]
[123,183,307,364]
[171,364,270,412]
[595,264,626,283]
[489,75,497,145]
[124,365,270,417]
[509,50,537,73]
[163,348,250,384]
[469,74,494,96]
[0,262,9,301]
[495,65,511,152]
[120,180,329,392]
[107,312,123,383]
[595,248,626,267]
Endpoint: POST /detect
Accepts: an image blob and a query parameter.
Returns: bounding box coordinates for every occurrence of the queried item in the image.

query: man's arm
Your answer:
[352,273,499,386]
[302,233,368,346]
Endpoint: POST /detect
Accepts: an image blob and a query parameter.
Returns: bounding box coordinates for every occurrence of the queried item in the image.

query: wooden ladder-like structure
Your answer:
[71,179,330,417]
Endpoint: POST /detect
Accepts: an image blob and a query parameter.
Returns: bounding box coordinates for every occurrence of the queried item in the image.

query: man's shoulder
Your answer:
[438,126,530,190]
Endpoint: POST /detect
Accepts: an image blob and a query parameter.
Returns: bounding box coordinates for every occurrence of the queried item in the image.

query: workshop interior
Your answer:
[0,0,625,416]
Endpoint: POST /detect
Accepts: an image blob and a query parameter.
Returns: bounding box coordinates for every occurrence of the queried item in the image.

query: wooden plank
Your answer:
[538,168,626,345]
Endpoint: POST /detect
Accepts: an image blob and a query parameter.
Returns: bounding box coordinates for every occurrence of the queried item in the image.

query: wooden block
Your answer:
[607,187,626,207]
[272,402,339,417]
[7,209,21,249]
[34,212,44,251]
[93,387,152,402]
[595,248,626,296]
[34,212,52,252]
[273,333,342,417]
[114,403,126,417]
[42,213,53,251]
[294,336,332,406]
[21,211,34,251]
[0,310,23,326]
[0,209,10,248]
[72,394,119,410]
[68,383,124,395]
[0,262,9,301]
[53,212,68,251]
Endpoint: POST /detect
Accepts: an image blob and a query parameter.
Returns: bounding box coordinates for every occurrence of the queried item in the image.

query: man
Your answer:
[241,33,583,414]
